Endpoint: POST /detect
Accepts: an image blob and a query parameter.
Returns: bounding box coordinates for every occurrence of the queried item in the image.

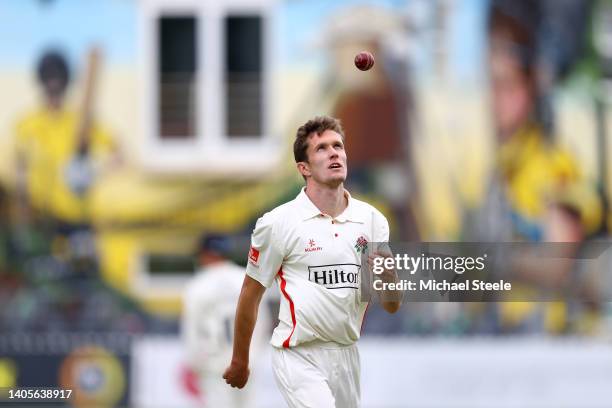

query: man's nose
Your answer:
[328,147,338,158]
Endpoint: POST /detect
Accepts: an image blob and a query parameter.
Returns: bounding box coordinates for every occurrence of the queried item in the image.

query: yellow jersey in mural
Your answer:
[14,108,115,223]
[498,124,602,237]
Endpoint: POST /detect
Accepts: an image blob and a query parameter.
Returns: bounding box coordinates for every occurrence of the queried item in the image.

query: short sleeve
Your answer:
[372,209,390,243]
[246,212,284,288]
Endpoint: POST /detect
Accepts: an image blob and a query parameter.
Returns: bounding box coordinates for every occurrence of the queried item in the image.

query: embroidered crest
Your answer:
[354,236,368,253]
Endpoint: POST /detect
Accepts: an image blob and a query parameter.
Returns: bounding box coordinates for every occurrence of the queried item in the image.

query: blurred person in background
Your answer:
[7,48,134,333]
[464,0,604,334]
[12,48,119,262]
[183,235,269,408]
[471,0,601,242]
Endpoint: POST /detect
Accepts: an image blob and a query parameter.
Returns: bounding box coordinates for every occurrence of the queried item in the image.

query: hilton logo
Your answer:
[308,264,360,289]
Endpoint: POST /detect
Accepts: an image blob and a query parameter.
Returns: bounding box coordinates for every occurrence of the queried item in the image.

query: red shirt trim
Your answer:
[278,269,297,348]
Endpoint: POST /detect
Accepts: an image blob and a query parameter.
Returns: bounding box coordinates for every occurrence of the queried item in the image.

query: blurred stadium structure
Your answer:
[0,0,611,406]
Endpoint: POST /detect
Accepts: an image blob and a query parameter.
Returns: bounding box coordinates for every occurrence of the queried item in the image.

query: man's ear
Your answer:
[297,162,310,178]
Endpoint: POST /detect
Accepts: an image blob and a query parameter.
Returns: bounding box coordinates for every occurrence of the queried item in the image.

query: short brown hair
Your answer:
[294,116,345,163]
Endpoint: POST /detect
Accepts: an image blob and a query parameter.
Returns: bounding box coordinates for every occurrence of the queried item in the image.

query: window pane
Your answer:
[147,254,196,276]
[158,16,197,139]
[225,15,263,138]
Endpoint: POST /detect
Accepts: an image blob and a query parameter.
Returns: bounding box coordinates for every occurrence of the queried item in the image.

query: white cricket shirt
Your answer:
[246,188,389,348]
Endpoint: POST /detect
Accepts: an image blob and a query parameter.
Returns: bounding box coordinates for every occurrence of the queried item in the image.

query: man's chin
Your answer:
[324,175,346,188]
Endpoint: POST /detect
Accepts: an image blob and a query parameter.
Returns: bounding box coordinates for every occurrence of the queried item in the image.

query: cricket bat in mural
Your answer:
[65,46,101,196]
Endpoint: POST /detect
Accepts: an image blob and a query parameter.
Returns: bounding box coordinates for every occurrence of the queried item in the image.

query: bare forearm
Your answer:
[231,296,259,365]
[368,251,402,313]
[377,270,402,313]
[231,276,265,365]
[224,276,266,389]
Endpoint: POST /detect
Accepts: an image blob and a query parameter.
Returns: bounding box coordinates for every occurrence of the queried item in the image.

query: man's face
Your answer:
[42,77,66,107]
[299,130,347,187]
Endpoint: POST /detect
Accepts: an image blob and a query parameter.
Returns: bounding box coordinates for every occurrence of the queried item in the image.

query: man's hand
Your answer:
[368,247,402,313]
[223,360,250,389]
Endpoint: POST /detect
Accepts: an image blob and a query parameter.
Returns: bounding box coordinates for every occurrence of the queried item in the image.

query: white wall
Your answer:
[132,336,612,408]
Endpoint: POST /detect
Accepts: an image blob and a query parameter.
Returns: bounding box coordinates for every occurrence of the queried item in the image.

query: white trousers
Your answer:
[271,343,360,408]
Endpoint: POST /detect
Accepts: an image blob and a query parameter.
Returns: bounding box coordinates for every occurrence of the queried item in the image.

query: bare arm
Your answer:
[368,250,402,314]
[380,281,402,314]
[223,275,266,388]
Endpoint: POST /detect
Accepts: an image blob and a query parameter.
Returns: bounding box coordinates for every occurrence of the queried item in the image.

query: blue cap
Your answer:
[198,234,232,255]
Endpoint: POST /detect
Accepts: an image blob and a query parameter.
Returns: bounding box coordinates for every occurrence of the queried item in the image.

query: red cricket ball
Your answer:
[354,51,375,71]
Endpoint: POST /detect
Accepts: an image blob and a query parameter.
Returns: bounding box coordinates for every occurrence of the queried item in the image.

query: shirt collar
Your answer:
[296,187,365,223]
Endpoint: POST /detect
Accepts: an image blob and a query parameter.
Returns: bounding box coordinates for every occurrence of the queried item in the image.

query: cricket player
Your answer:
[223,116,401,407]
[183,235,269,407]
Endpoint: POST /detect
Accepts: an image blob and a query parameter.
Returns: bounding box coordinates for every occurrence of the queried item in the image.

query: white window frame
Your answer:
[131,248,195,299]
[138,0,280,176]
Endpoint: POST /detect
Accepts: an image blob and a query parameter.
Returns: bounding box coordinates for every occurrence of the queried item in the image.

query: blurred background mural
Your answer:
[0,0,611,406]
